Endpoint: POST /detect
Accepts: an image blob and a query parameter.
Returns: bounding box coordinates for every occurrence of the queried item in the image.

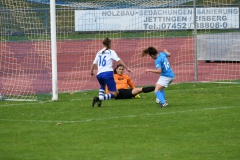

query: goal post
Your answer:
[50,0,58,101]
[0,0,239,101]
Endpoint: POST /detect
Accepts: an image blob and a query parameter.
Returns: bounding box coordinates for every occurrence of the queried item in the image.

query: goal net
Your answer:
[0,0,239,101]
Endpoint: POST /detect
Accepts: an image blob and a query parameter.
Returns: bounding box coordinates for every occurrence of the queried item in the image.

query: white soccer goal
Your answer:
[0,0,239,101]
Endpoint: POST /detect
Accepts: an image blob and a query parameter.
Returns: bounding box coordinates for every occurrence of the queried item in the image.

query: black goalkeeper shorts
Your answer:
[115,89,134,99]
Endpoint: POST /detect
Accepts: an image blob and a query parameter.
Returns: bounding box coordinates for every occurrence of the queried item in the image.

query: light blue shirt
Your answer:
[155,52,175,78]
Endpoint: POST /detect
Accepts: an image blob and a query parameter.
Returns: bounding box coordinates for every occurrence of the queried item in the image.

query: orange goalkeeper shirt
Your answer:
[106,74,135,93]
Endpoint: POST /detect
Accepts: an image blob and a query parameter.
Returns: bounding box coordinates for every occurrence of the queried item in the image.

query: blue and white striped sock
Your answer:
[99,89,105,98]
[99,93,115,100]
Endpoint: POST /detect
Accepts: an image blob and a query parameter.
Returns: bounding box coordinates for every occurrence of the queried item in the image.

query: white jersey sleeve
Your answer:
[110,50,121,62]
[93,53,99,65]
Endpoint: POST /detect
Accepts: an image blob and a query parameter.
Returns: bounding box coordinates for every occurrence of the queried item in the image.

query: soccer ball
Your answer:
[156,98,160,104]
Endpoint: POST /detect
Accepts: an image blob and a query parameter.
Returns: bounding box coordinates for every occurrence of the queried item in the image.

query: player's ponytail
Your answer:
[141,48,149,57]
[102,37,111,54]
[141,46,158,57]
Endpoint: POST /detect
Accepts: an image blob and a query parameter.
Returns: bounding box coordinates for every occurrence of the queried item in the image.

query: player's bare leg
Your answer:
[131,88,143,95]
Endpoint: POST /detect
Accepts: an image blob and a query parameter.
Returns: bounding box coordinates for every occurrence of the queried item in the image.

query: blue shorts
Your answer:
[97,71,117,92]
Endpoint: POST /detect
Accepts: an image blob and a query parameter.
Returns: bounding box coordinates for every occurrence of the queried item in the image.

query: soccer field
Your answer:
[0,82,240,160]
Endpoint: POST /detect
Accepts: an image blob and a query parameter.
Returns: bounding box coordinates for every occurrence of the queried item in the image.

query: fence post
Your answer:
[193,0,198,82]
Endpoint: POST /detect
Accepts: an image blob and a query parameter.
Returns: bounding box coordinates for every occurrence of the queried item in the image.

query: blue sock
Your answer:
[155,91,165,104]
[160,90,166,100]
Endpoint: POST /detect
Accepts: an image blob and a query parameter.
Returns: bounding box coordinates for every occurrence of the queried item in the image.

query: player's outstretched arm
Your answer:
[90,64,96,76]
[146,68,162,74]
[164,49,171,57]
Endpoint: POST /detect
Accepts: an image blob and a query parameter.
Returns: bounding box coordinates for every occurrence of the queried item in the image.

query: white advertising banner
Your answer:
[75,8,239,31]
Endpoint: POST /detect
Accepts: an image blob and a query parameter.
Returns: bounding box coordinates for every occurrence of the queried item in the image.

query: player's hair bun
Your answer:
[103,37,111,46]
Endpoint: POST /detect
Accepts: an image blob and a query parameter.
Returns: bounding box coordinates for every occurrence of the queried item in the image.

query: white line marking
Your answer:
[0,101,53,107]
[0,106,238,124]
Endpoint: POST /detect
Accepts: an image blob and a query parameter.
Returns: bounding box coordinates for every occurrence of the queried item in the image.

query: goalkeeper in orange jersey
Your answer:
[106,64,155,99]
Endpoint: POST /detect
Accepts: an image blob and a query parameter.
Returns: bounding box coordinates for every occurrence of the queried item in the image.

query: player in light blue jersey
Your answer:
[90,37,131,107]
[141,47,175,108]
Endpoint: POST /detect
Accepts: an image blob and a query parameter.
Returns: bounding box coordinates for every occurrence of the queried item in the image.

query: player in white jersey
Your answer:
[141,47,175,108]
[90,37,131,107]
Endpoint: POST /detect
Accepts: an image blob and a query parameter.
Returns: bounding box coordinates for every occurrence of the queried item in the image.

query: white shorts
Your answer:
[157,76,174,87]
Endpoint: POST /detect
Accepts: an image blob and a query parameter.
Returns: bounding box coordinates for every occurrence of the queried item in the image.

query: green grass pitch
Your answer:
[0,82,239,160]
